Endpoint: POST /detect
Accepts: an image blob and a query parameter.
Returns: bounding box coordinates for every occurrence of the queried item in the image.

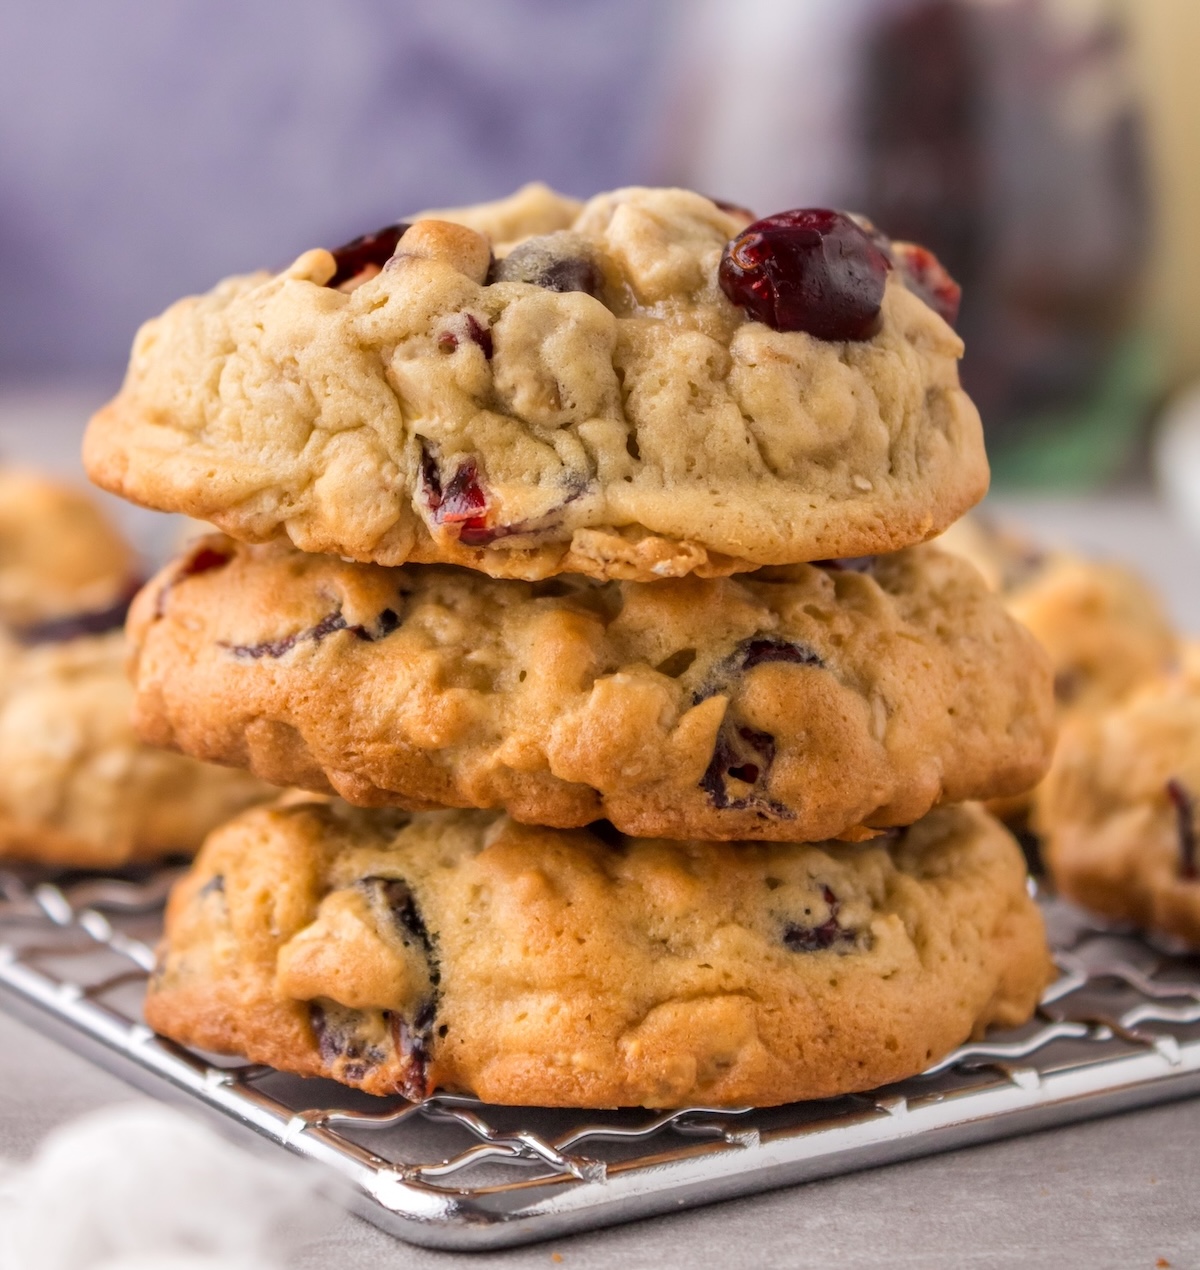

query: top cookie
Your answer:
[84,184,987,581]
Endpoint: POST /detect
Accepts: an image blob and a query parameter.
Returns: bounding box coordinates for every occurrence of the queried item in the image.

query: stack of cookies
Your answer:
[83,185,1057,1108]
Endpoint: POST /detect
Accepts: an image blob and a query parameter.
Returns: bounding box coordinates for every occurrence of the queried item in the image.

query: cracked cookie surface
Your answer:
[1038,654,1200,947]
[127,536,1055,842]
[85,184,987,581]
[144,797,1051,1108]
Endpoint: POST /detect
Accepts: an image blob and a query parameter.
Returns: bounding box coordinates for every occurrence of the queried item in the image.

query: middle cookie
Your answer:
[128,536,1056,841]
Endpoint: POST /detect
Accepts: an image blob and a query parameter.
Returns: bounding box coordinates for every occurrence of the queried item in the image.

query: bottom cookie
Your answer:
[145,798,1052,1108]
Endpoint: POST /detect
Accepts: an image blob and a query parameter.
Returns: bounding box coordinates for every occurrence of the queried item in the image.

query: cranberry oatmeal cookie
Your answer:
[0,468,137,631]
[1038,654,1200,947]
[144,797,1051,1108]
[127,536,1054,842]
[0,632,268,867]
[85,185,986,581]
[0,470,267,866]
[938,515,1177,716]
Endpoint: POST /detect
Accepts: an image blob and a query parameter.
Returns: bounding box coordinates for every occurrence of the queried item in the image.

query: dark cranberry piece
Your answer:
[308,1001,387,1071]
[361,876,438,970]
[892,241,961,327]
[391,1001,437,1101]
[489,232,603,297]
[182,545,233,577]
[846,213,895,261]
[418,443,494,545]
[326,222,410,289]
[699,724,789,817]
[740,637,823,672]
[14,583,139,647]
[222,603,402,659]
[465,313,493,359]
[719,209,891,340]
[1167,778,1198,881]
[782,884,853,952]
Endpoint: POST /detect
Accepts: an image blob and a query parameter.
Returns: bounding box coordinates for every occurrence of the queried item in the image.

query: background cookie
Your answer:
[145,798,1051,1109]
[128,536,1055,842]
[0,630,268,868]
[1037,656,1200,947]
[0,468,137,630]
[85,186,986,581]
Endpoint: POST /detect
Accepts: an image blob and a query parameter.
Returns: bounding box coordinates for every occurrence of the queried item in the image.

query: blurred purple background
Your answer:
[0,0,671,382]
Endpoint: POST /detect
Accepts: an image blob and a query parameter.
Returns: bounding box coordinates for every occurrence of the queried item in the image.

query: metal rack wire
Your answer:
[2,863,1200,1251]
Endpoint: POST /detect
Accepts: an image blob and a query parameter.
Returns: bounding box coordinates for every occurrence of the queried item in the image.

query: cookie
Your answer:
[938,516,1177,715]
[0,468,137,630]
[85,185,987,581]
[0,630,268,868]
[1037,656,1200,947]
[127,535,1055,842]
[144,797,1051,1108]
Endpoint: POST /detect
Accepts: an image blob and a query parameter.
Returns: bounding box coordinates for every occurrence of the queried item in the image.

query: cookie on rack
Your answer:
[0,470,268,868]
[938,515,1177,716]
[127,535,1055,842]
[85,184,986,581]
[144,797,1052,1108]
[1037,652,1200,947]
[0,468,136,632]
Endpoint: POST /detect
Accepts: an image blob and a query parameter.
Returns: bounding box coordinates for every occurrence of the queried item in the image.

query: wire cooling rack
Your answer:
[2,864,1200,1251]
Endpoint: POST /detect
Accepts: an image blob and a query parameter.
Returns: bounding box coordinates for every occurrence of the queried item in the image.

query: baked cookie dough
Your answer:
[144,797,1051,1108]
[0,469,268,867]
[1038,656,1200,947]
[0,468,137,631]
[127,536,1055,842]
[0,631,268,867]
[85,184,987,581]
[938,516,1177,716]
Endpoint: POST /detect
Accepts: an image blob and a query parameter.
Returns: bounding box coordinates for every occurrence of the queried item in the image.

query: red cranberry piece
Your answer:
[418,444,494,544]
[741,637,823,671]
[782,884,852,952]
[14,582,140,647]
[327,222,410,289]
[465,313,493,359]
[892,241,961,326]
[719,209,891,340]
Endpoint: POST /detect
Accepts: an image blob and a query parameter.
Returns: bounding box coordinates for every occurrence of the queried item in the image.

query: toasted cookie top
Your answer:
[86,185,986,580]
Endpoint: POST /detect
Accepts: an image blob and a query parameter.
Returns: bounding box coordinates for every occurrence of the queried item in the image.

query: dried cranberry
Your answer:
[699,724,791,819]
[14,583,139,646]
[1167,778,1198,881]
[719,209,891,340]
[489,233,603,297]
[221,604,402,659]
[892,241,961,326]
[465,313,493,359]
[782,884,854,952]
[326,222,410,288]
[418,443,494,544]
[740,637,823,672]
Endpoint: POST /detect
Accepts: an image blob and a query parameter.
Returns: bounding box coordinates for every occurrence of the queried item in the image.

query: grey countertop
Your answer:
[2,387,1199,1267]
